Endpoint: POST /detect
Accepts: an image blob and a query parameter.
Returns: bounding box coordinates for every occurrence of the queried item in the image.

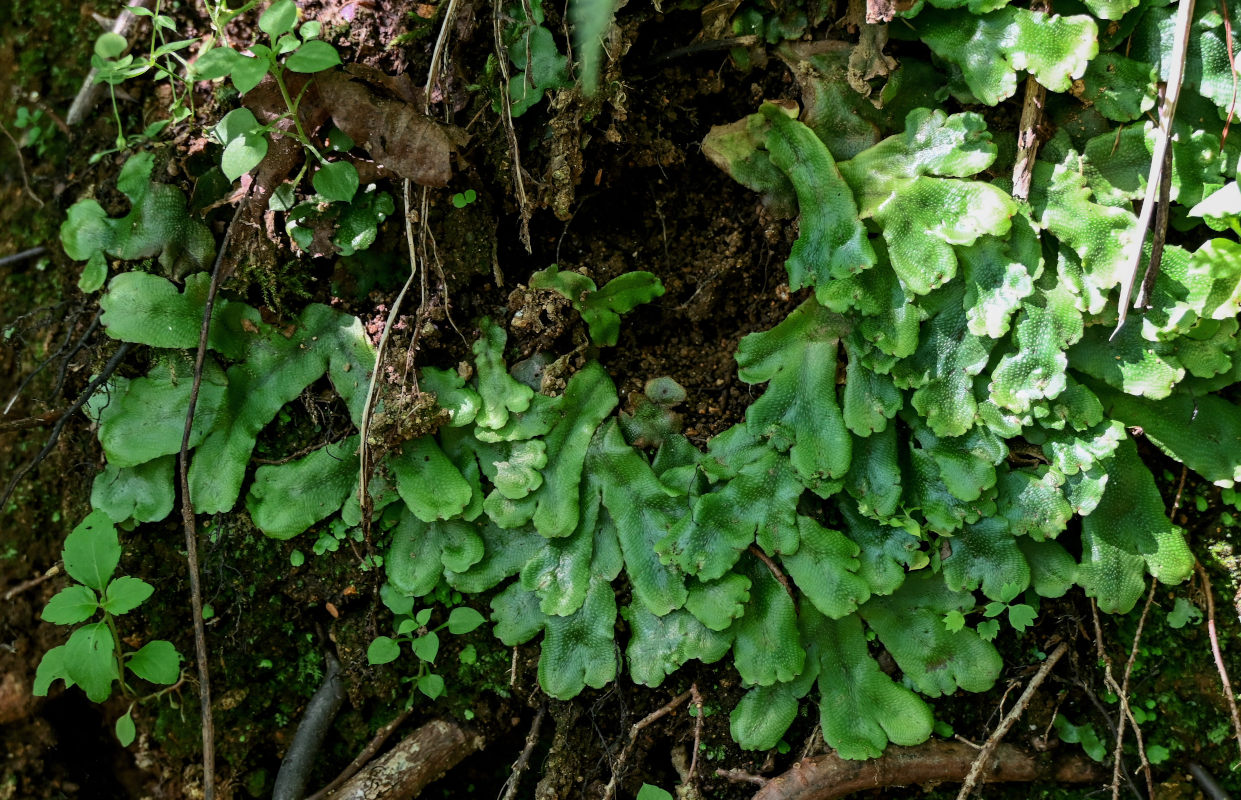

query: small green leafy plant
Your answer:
[197,0,351,194]
[34,511,183,745]
[367,585,487,702]
[1053,714,1107,762]
[529,264,664,346]
[496,0,570,117]
[88,1,199,158]
[13,106,54,159]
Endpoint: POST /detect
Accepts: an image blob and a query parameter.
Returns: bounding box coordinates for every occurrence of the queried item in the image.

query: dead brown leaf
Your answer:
[316,70,459,187]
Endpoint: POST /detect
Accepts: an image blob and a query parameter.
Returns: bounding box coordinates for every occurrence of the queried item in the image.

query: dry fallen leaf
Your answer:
[316,70,459,187]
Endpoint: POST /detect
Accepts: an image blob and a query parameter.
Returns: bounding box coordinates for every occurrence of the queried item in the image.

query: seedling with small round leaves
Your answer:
[87,1,200,159]
[367,583,486,702]
[196,0,355,200]
[33,510,184,746]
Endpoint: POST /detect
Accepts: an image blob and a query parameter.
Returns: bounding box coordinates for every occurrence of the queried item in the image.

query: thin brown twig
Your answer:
[1114,0,1196,334]
[1170,465,1189,521]
[1110,582,1158,800]
[357,0,461,549]
[492,0,533,253]
[1195,560,1241,765]
[5,304,89,416]
[1090,600,1154,800]
[177,199,245,800]
[1135,142,1174,310]
[500,706,546,800]
[1105,467,1185,799]
[1011,74,1047,201]
[688,683,704,785]
[0,411,62,433]
[1069,670,1143,799]
[750,545,795,600]
[1220,0,1238,149]
[602,690,693,800]
[251,430,351,465]
[714,767,769,786]
[304,707,416,800]
[1,564,60,602]
[52,310,103,400]
[0,119,45,208]
[956,641,1069,799]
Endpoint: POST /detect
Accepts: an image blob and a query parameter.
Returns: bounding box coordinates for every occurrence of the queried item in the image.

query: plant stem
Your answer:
[270,65,321,161]
[104,611,133,698]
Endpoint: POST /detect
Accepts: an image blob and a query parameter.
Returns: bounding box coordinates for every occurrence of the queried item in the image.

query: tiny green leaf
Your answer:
[65,622,119,702]
[62,511,121,592]
[1007,604,1037,632]
[230,55,269,94]
[259,0,298,38]
[42,585,100,625]
[1167,597,1202,629]
[127,640,181,685]
[95,32,128,59]
[367,636,401,665]
[446,606,486,634]
[102,576,155,615]
[78,252,107,293]
[33,645,73,696]
[115,709,136,747]
[221,131,269,181]
[411,631,440,663]
[418,672,446,699]
[193,47,241,81]
[313,160,359,202]
[285,40,342,72]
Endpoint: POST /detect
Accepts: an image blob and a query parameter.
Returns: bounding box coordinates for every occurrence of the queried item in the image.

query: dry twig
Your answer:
[1135,143,1175,310]
[688,683,704,785]
[500,705,546,800]
[1,564,60,602]
[492,0,533,253]
[0,120,45,208]
[1195,560,1241,765]
[602,689,694,800]
[754,742,1102,800]
[356,0,462,545]
[4,305,90,416]
[177,200,246,800]
[715,767,769,787]
[0,411,62,433]
[1109,582,1158,800]
[304,708,416,800]
[66,0,155,126]
[1113,0,1196,334]
[1011,38,1047,202]
[750,545,795,600]
[328,719,484,800]
[1090,599,1154,800]
[0,246,46,268]
[956,641,1069,799]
